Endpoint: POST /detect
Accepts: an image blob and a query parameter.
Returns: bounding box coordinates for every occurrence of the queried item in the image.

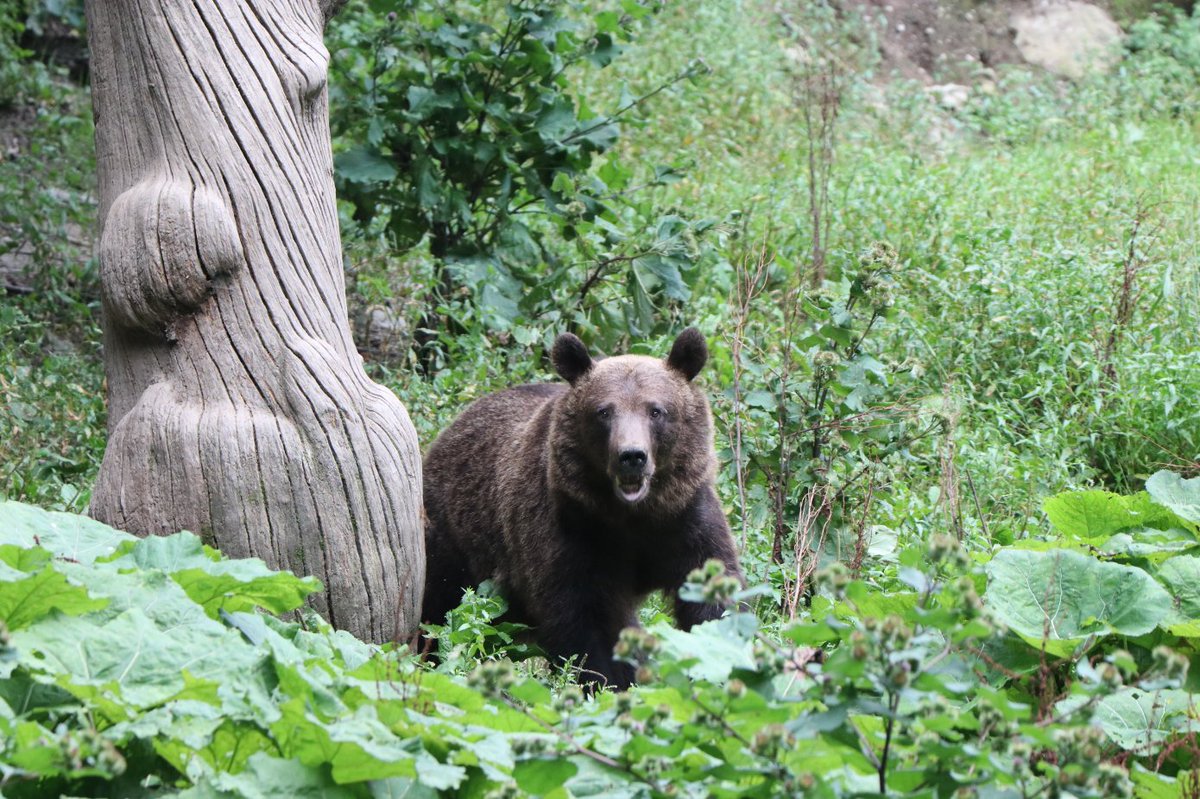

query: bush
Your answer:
[328,0,726,355]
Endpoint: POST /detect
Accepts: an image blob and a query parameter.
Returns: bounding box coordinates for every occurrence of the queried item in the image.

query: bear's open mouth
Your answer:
[615,475,651,504]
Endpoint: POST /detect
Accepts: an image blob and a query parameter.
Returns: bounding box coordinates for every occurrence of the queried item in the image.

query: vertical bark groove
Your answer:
[86,0,423,642]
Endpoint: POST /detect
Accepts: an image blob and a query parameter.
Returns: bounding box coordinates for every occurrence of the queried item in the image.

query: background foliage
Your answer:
[329,0,726,367]
[2,0,1200,796]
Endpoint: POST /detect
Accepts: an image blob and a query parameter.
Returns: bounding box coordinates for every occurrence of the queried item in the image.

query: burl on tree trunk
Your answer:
[85,0,423,642]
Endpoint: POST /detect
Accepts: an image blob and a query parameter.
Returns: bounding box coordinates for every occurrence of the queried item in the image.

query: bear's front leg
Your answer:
[672,490,746,631]
[674,590,738,631]
[673,552,746,630]
[536,592,638,692]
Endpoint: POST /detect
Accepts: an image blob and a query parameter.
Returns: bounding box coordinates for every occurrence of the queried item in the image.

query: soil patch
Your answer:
[846,0,1026,82]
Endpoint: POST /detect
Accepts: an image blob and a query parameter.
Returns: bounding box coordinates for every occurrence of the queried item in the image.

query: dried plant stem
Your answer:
[785,485,833,619]
[727,244,772,552]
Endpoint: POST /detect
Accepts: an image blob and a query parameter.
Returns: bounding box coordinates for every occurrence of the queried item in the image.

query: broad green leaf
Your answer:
[743,389,777,411]
[122,709,274,781]
[336,146,398,183]
[104,531,220,570]
[406,85,454,119]
[1043,490,1149,540]
[0,549,107,630]
[1123,491,1193,530]
[273,700,419,783]
[1094,687,1196,751]
[0,544,50,573]
[219,612,343,717]
[414,750,467,790]
[413,157,439,209]
[633,255,690,302]
[1163,620,1200,638]
[104,532,321,617]
[776,735,878,783]
[984,549,1171,657]
[1130,763,1186,799]
[12,607,258,711]
[1146,470,1200,525]
[369,778,438,799]
[368,672,541,734]
[444,730,515,782]
[507,677,552,707]
[836,583,918,622]
[535,97,576,142]
[0,500,133,564]
[565,757,641,798]
[573,120,619,150]
[1156,555,1200,633]
[369,777,441,796]
[179,751,363,799]
[55,560,215,630]
[650,616,754,682]
[853,354,889,382]
[514,757,578,794]
[156,718,277,777]
[1101,527,1197,560]
[627,270,654,335]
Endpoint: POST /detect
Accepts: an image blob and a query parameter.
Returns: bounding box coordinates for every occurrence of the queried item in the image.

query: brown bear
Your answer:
[420,328,744,690]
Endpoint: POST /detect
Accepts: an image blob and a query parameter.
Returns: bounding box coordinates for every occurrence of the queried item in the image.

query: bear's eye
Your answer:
[649,406,664,420]
[596,407,613,421]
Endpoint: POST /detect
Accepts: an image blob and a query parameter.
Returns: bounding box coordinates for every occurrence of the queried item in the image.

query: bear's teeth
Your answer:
[616,478,650,504]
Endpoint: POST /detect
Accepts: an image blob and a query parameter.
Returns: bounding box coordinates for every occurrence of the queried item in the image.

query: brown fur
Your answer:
[421,329,743,690]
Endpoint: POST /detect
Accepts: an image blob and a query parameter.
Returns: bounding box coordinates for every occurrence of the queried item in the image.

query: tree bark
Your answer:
[85,0,423,643]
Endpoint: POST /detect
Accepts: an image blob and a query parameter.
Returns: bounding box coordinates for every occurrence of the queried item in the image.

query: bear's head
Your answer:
[549,328,715,515]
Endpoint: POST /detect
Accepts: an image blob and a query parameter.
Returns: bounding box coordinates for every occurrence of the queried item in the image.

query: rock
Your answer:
[1011,1,1123,80]
[926,82,970,110]
[0,240,35,292]
[782,44,810,67]
[357,304,408,354]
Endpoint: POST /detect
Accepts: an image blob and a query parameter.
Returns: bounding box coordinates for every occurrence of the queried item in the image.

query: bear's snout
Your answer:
[618,448,648,473]
[611,432,654,505]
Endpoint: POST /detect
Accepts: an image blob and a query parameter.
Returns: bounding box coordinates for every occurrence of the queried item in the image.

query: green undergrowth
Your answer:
[0,0,100,514]
[3,474,1200,796]
[0,301,103,514]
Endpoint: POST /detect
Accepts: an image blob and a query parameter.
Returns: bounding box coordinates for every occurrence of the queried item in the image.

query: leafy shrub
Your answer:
[0,2,33,108]
[1121,6,1200,117]
[717,242,941,606]
[0,0,87,107]
[421,579,539,669]
[328,0,725,353]
[331,0,643,261]
[20,0,84,38]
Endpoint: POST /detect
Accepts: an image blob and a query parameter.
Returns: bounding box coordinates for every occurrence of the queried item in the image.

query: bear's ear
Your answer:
[552,333,594,385]
[666,327,707,382]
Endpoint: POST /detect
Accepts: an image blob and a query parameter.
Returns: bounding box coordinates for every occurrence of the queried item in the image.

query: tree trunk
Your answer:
[85,0,423,643]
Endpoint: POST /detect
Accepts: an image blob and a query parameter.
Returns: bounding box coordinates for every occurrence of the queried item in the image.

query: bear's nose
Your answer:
[618,449,648,472]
